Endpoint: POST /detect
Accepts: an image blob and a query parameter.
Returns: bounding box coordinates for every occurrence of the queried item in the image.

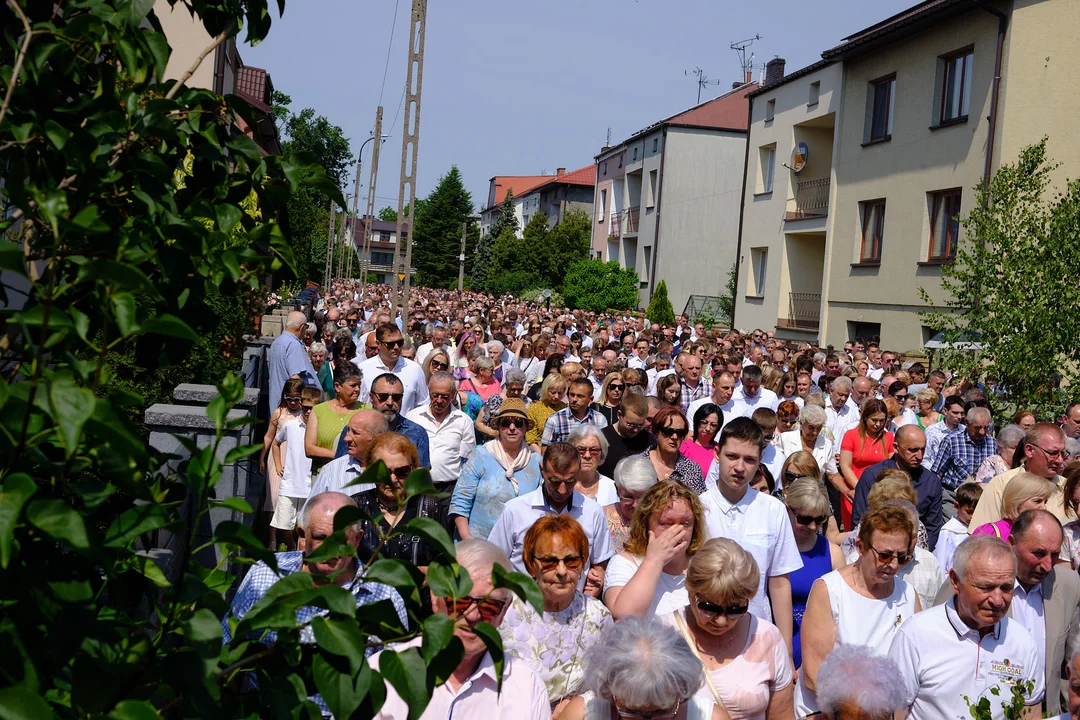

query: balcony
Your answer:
[609,211,621,239]
[625,205,640,235]
[777,292,821,330]
[785,177,830,221]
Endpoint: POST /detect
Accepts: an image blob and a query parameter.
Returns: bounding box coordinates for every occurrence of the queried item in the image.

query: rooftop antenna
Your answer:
[685,66,722,105]
[605,127,612,148]
[730,34,762,84]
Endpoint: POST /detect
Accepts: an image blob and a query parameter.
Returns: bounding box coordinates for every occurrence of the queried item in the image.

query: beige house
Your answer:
[734,0,1080,351]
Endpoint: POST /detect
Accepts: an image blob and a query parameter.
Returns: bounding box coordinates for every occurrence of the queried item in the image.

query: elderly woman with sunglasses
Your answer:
[784,478,846,672]
[644,407,706,495]
[793,505,920,717]
[475,367,528,440]
[661,538,795,719]
[450,398,542,541]
[500,514,615,716]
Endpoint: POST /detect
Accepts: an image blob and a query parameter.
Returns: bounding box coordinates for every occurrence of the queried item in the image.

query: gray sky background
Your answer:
[244,0,914,212]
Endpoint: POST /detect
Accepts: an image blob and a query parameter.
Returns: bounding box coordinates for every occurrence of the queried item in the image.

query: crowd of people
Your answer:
[235,279,1080,719]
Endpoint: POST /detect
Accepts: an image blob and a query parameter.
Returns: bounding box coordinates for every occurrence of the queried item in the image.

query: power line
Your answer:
[377,0,402,108]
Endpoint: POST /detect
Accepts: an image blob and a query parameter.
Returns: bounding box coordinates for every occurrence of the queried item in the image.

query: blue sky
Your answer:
[244,0,914,212]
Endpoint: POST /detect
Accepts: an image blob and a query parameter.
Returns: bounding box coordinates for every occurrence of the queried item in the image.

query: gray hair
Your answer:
[813,352,826,363]
[997,423,1025,449]
[952,535,1016,582]
[567,425,609,464]
[473,356,495,372]
[504,367,527,386]
[309,341,328,356]
[805,391,826,408]
[816,644,908,716]
[428,370,457,395]
[487,340,505,356]
[832,376,852,393]
[613,455,659,493]
[966,406,991,424]
[285,310,307,331]
[455,539,511,598]
[299,492,362,534]
[799,403,826,426]
[583,616,703,710]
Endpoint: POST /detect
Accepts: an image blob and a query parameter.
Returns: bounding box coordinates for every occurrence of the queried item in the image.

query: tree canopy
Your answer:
[646,280,676,325]
[563,259,641,312]
[485,207,591,295]
[412,167,473,287]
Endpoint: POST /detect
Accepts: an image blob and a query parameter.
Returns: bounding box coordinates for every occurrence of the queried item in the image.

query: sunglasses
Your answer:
[430,360,449,370]
[608,383,625,390]
[380,338,405,348]
[615,701,681,720]
[373,392,404,403]
[445,595,507,622]
[657,426,689,439]
[792,512,829,526]
[534,554,584,572]
[388,464,412,480]
[696,599,749,618]
[574,446,602,456]
[301,404,315,411]
[284,396,302,403]
[868,546,913,566]
[499,418,525,429]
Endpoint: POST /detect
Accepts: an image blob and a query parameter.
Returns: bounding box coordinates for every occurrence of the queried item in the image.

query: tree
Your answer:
[538,208,591,290]
[563,259,641,312]
[471,191,517,292]
[0,1,532,717]
[279,105,353,192]
[647,279,676,325]
[412,167,473,287]
[920,139,1080,420]
[378,205,398,221]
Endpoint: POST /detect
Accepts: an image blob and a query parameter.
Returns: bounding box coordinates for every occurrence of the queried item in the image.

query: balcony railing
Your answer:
[785,292,821,329]
[609,207,640,237]
[787,177,830,220]
[609,211,621,238]
[625,205,640,234]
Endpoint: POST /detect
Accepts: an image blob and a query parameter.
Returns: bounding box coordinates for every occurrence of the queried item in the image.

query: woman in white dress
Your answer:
[603,481,706,619]
[794,504,921,717]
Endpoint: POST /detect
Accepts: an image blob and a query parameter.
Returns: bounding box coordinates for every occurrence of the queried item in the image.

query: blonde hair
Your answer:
[540,372,568,400]
[915,387,939,406]
[624,481,706,558]
[685,538,760,605]
[782,450,821,481]
[785,477,830,517]
[1001,472,1059,520]
[867,469,917,507]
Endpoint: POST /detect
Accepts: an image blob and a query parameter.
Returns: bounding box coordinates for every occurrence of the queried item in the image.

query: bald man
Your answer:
[268,310,319,409]
[304,410,389,512]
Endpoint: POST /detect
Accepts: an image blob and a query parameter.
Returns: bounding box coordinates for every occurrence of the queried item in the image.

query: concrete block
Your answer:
[144,404,252,432]
[173,383,259,408]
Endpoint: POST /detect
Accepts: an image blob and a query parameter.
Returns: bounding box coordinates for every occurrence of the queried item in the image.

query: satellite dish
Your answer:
[790,142,809,173]
[542,289,552,298]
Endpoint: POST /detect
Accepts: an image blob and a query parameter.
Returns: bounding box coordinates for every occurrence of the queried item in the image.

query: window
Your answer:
[765,99,775,122]
[602,162,608,176]
[618,156,622,168]
[379,231,391,242]
[868,75,896,142]
[750,248,768,296]
[647,170,657,208]
[642,246,652,287]
[633,147,638,162]
[599,189,608,219]
[929,189,962,260]
[940,50,973,123]
[758,145,776,193]
[859,200,886,262]
[808,81,821,107]
[523,214,529,226]
[652,138,658,152]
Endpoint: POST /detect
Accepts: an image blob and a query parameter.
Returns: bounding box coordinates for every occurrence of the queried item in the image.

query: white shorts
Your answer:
[270,495,304,531]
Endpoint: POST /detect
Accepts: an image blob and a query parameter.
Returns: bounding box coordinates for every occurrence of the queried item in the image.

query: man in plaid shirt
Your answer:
[541,378,608,447]
[679,352,710,413]
[932,406,997,490]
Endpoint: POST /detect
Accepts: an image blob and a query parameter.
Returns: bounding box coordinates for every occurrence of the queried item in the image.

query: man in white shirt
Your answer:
[846,376,873,415]
[628,338,650,370]
[488,443,614,597]
[824,376,857,443]
[415,325,449,367]
[370,540,550,720]
[687,371,738,433]
[700,418,802,654]
[356,322,429,416]
[405,372,476,518]
[729,365,779,419]
[588,355,609,402]
[890,535,1044,719]
[646,352,674,396]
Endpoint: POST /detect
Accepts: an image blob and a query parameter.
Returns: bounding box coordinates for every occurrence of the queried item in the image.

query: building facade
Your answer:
[514,166,596,238]
[349,217,416,285]
[594,83,757,309]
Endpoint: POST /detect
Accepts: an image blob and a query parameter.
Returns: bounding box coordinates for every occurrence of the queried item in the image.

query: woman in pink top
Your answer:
[682,403,723,479]
[839,399,893,530]
[970,471,1056,538]
[459,356,502,402]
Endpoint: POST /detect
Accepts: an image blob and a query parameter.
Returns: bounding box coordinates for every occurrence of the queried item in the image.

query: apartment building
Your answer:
[594,82,757,309]
[734,0,1080,350]
[349,217,415,285]
[514,166,595,237]
[478,175,548,238]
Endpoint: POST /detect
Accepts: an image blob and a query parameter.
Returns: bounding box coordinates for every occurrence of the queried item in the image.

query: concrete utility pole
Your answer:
[360,106,384,297]
[335,194,351,281]
[390,0,427,323]
[347,146,364,280]
[457,218,468,292]
[324,200,337,284]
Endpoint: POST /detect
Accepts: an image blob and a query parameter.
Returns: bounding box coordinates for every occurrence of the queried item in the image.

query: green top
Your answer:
[312,401,367,470]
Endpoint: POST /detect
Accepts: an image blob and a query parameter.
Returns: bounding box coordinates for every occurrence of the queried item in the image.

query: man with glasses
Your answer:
[370,540,549,719]
[355,322,428,416]
[851,425,944,550]
[970,423,1072,528]
[701,418,802,654]
[542,378,608,447]
[628,338,651,370]
[599,394,653,477]
[406,372,475,521]
[489,443,614,596]
[415,325,448,367]
[335,373,430,468]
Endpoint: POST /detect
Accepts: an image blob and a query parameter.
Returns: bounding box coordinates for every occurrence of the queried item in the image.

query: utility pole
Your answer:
[457,219,468,292]
[335,194,351,281]
[347,144,364,280]
[324,200,337,284]
[391,0,427,323]
[360,106,384,297]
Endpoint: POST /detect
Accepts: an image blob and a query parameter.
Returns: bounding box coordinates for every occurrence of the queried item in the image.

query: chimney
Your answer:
[765,57,786,86]
[732,81,744,89]
[556,167,565,176]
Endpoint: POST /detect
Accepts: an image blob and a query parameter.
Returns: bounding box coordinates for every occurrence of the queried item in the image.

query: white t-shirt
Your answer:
[933,516,969,574]
[603,553,689,617]
[588,475,618,506]
[729,387,780,418]
[275,417,312,498]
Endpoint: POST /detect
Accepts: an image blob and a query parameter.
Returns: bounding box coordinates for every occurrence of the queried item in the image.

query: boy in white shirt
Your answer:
[933,480,982,574]
[270,386,320,550]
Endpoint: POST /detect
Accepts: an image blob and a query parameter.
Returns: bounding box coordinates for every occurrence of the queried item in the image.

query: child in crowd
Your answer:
[933,481,983,573]
[270,386,321,550]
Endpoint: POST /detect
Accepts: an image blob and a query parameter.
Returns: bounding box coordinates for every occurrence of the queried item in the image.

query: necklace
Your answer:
[689,610,741,659]
[378,497,406,528]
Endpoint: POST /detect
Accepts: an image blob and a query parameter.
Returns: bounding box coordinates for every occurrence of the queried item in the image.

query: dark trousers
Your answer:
[434,481,456,532]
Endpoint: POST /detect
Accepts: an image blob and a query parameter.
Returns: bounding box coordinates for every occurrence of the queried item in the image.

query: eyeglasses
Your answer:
[608,383,625,390]
[430,360,449,370]
[380,338,405,348]
[499,418,525,429]
[867,546,913,566]
[284,396,302,403]
[346,318,358,324]
[372,392,404,403]
[695,599,749,618]
[301,404,315,411]
[614,700,681,720]
[783,471,801,485]
[574,446,602,456]
[444,595,508,622]
[1031,444,1067,460]
[792,511,829,527]
[534,554,584,572]
[779,416,799,425]
[430,392,452,401]
[621,419,648,431]
[657,426,689,439]
[387,464,412,480]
